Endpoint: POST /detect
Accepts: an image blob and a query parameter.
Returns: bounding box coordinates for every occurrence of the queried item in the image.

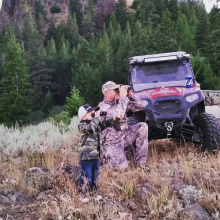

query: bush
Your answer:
[51,105,65,115]
[43,91,53,117]
[50,5,61,14]
[29,110,45,124]
[49,112,71,125]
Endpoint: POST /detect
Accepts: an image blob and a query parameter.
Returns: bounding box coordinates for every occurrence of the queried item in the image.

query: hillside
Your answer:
[0,0,70,32]
[0,120,220,219]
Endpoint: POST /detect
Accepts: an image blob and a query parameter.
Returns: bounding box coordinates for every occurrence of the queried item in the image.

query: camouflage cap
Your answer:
[102,81,120,94]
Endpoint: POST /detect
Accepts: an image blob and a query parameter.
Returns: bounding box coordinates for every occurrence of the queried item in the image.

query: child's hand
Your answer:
[95,110,100,117]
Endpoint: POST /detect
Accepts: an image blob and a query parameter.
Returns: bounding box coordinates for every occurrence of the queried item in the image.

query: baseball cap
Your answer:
[102,81,120,94]
[78,104,100,120]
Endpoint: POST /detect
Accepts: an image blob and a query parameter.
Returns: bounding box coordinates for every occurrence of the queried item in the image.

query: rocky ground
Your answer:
[0,138,220,220]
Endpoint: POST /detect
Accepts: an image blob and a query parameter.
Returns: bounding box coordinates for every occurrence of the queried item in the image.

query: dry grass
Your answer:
[0,130,220,219]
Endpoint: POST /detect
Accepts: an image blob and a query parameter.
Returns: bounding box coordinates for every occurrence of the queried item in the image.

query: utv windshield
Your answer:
[131,60,194,92]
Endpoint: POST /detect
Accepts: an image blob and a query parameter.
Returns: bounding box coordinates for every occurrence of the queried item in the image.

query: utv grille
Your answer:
[154,100,180,115]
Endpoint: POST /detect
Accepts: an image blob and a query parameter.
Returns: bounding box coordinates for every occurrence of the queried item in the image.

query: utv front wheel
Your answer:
[193,113,220,151]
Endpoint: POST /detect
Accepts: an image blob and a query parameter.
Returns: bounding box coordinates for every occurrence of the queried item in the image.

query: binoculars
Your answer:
[91,111,107,117]
[115,85,131,93]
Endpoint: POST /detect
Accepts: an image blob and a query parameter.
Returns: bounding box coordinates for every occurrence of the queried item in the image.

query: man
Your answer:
[98,81,148,170]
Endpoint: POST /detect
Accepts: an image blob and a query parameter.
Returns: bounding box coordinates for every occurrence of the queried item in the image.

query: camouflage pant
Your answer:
[101,122,148,169]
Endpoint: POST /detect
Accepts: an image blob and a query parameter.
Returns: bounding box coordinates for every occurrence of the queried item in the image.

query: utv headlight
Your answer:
[143,100,149,106]
[186,94,199,102]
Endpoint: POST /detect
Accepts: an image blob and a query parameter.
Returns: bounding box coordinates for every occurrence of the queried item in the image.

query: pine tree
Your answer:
[0,36,32,126]
[167,0,179,22]
[26,28,44,56]
[58,40,69,57]
[176,14,196,54]
[113,22,133,83]
[43,91,53,117]
[22,14,35,50]
[74,63,102,106]
[66,86,84,117]
[131,0,155,23]
[195,4,209,54]
[191,53,219,89]
[115,0,128,30]
[96,31,113,82]
[131,20,152,55]
[159,9,178,52]
[54,25,66,52]
[81,9,95,40]
[205,6,220,76]
[65,14,81,49]
[46,38,57,57]
[69,0,84,33]
[153,0,166,20]
[72,39,95,71]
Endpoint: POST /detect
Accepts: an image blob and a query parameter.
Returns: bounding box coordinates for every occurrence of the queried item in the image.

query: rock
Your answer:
[63,164,80,186]
[24,167,51,191]
[211,96,220,105]
[127,199,138,211]
[183,203,212,220]
[171,172,186,193]
[135,182,157,201]
[205,96,212,106]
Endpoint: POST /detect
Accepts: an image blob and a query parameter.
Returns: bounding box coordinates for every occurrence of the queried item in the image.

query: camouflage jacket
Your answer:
[78,117,114,160]
[98,93,144,142]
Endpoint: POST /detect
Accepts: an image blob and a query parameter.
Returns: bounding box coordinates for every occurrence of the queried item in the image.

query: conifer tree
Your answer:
[131,0,154,23]
[159,9,178,52]
[167,0,179,22]
[113,22,133,83]
[54,25,66,52]
[22,14,35,50]
[131,20,152,55]
[81,8,96,40]
[66,86,84,117]
[96,31,113,82]
[43,91,53,117]
[27,28,44,56]
[195,4,209,54]
[205,6,220,75]
[74,63,102,106]
[58,40,69,57]
[115,0,128,30]
[65,14,81,49]
[69,0,84,33]
[191,53,219,89]
[107,17,123,55]
[153,0,166,21]
[72,39,95,71]
[0,36,32,126]
[46,38,57,57]
[176,14,196,54]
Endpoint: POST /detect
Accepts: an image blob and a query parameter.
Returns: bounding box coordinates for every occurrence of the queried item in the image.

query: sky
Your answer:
[204,0,220,12]
[0,0,219,13]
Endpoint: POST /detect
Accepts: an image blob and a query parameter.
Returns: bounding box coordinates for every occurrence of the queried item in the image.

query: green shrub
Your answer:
[51,105,65,115]
[43,91,53,117]
[50,5,61,14]
[29,110,45,123]
[49,112,70,125]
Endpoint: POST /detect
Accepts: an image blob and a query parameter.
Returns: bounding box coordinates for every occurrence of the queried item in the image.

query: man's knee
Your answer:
[135,122,148,137]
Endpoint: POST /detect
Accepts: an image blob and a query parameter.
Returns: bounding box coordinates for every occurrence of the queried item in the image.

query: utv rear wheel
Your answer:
[193,113,220,151]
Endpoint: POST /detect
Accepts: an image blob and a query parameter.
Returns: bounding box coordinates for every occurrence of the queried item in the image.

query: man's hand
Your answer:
[119,85,128,97]
[115,113,123,120]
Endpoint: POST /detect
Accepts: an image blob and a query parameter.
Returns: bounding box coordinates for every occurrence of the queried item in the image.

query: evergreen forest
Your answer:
[0,0,220,126]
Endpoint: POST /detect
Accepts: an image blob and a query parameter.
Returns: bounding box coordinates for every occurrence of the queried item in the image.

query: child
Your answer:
[78,104,114,203]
